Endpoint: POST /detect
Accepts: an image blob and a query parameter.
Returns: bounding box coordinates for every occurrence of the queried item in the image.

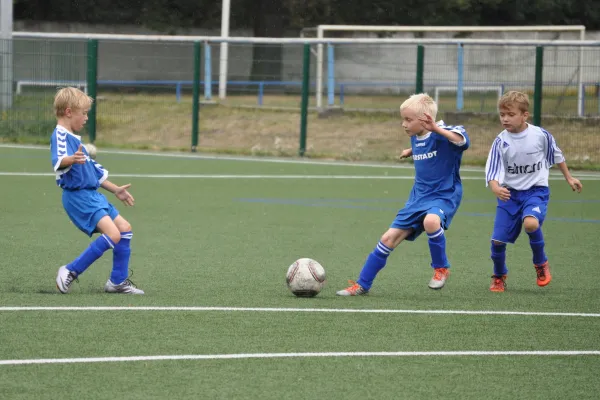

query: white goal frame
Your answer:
[309,25,586,114]
[434,85,504,106]
[16,80,88,94]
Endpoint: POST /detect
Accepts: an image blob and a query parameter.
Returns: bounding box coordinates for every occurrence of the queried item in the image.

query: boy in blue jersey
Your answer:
[485,91,582,292]
[337,94,470,295]
[51,87,144,294]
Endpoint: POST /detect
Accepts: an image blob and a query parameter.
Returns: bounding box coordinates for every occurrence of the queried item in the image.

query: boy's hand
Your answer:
[115,184,135,206]
[400,148,412,159]
[492,185,511,202]
[567,177,583,193]
[418,113,437,132]
[72,145,86,165]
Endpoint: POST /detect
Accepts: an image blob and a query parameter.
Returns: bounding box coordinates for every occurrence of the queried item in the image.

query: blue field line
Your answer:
[236,197,600,205]
[234,198,600,224]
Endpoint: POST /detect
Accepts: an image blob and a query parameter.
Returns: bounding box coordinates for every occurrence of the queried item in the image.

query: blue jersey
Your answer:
[406,122,469,209]
[50,125,108,190]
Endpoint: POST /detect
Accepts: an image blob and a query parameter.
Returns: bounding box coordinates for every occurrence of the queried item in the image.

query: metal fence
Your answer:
[1,34,599,167]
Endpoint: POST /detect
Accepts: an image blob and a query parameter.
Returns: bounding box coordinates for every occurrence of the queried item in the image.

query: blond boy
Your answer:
[485,91,582,292]
[337,93,470,295]
[51,87,143,294]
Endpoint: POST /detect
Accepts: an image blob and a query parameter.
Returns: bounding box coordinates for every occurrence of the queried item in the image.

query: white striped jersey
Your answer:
[485,124,564,191]
[50,125,108,190]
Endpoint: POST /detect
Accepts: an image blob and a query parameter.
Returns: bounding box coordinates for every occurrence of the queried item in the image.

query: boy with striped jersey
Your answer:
[337,93,470,295]
[51,87,143,294]
[485,91,582,292]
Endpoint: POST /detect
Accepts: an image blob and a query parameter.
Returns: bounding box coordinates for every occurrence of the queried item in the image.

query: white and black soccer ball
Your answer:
[286,258,326,297]
[84,143,97,160]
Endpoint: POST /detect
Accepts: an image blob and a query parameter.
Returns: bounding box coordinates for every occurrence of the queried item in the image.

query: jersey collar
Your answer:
[56,125,82,140]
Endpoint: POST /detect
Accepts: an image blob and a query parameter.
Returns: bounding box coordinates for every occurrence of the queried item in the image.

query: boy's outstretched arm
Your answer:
[101,180,135,206]
[57,145,86,169]
[418,113,465,144]
[556,161,583,192]
[400,148,412,159]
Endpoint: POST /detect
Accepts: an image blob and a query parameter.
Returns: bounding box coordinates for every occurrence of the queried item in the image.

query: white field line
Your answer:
[0,144,422,171]
[2,144,599,177]
[1,351,599,366]
[1,306,599,318]
[0,172,598,181]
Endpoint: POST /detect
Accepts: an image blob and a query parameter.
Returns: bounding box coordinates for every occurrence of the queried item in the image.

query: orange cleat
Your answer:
[534,261,552,287]
[490,275,507,292]
[428,268,450,290]
[336,280,368,296]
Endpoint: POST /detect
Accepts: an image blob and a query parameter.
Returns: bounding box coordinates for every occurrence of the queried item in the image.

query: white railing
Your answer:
[9,31,600,116]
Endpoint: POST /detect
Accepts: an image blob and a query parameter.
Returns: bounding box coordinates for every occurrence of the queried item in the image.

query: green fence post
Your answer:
[416,45,424,94]
[191,41,201,152]
[299,43,310,157]
[86,39,98,143]
[533,46,544,127]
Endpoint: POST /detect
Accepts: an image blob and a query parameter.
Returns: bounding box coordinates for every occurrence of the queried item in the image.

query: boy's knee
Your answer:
[106,232,121,245]
[115,218,132,233]
[523,217,539,232]
[380,229,411,249]
[380,232,395,248]
[423,214,441,234]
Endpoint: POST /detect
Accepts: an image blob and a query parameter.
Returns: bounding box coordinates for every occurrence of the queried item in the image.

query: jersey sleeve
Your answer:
[541,129,565,166]
[91,159,109,184]
[437,122,469,150]
[485,137,505,186]
[50,131,69,172]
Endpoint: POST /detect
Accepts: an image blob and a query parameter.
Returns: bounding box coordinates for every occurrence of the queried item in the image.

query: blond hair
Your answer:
[498,91,529,113]
[54,87,93,118]
[400,93,438,121]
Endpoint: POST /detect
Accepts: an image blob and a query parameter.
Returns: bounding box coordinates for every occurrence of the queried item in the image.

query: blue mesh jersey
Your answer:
[50,125,108,190]
[405,121,470,210]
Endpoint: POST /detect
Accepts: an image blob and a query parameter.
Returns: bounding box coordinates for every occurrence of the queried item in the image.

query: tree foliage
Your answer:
[13,0,600,31]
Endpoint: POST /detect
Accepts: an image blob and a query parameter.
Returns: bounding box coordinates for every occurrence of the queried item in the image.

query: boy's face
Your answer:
[65,107,89,132]
[400,108,425,137]
[499,104,529,133]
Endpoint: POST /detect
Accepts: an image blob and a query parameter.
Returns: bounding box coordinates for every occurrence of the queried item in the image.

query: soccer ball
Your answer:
[84,143,97,160]
[286,258,326,297]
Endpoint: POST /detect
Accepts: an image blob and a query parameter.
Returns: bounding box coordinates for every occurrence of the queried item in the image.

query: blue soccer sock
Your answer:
[357,241,393,290]
[427,228,449,269]
[67,234,115,276]
[490,242,508,276]
[111,231,132,285]
[527,228,547,265]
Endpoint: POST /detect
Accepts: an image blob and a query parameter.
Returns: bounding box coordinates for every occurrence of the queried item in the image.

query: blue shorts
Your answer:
[62,189,119,237]
[491,186,549,244]
[390,200,455,241]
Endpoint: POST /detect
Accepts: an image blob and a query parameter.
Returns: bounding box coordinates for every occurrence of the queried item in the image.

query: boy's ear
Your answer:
[64,107,72,117]
[523,111,530,119]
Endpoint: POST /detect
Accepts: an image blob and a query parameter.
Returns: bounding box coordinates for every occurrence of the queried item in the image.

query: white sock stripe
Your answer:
[101,234,115,249]
[120,232,133,239]
[427,228,445,239]
[376,242,392,255]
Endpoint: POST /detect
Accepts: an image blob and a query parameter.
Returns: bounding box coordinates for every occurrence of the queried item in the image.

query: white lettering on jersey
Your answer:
[485,124,565,190]
[412,151,437,161]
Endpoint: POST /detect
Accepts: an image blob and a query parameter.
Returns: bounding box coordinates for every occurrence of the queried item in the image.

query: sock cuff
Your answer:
[526,229,543,235]
[376,241,393,256]
[101,234,116,248]
[526,228,544,242]
[427,228,444,239]
[491,241,507,250]
[120,231,133,240]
